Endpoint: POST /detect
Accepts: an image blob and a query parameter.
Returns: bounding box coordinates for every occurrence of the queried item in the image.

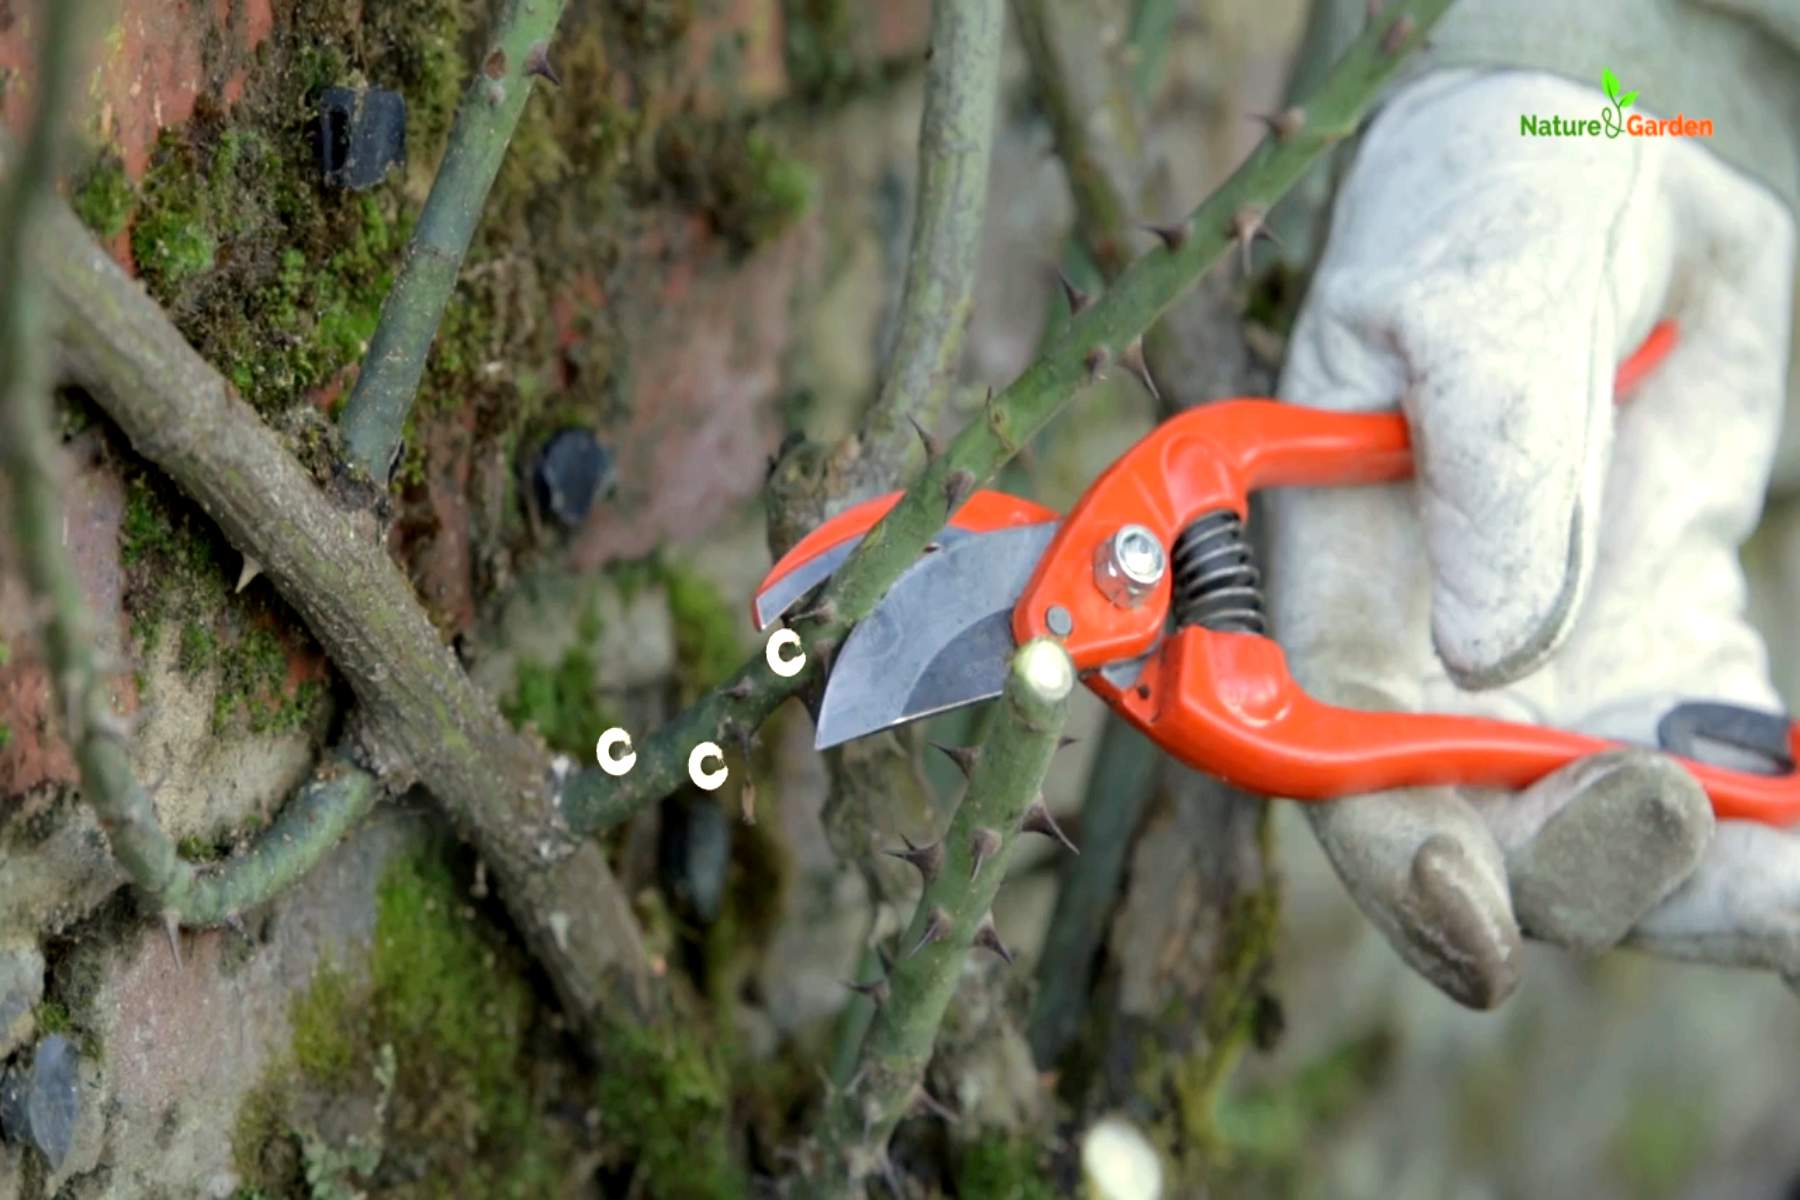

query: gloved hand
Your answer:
[1267,69,1800,1007]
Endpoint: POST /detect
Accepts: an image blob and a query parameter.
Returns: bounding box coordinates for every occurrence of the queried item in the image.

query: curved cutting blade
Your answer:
[814,522,1059,749]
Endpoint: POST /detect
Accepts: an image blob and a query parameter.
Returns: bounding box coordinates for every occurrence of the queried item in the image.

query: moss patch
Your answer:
[237,850,580,1196]
[660,560,743,699]
[121,470,328,737]
[70,151,134,240]
[657,118,815,255]
[955,1133,1059,1200]
[498,604,612,756]
[592,1019,746,1199]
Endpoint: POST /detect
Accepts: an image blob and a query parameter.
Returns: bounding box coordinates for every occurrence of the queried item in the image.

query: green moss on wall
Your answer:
[657,118,816,255]
[956,1133,1059,1200]
[238,850,577,1195]
[660,561,744,699]
[121,470,328,737]
[70,152,134,240]
[592,1019,746,1199]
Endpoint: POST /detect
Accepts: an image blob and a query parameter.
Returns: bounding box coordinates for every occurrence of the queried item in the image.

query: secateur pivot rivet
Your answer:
[1094,523,1165,608]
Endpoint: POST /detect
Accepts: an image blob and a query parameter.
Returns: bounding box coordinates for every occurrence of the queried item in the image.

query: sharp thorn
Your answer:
[1381,13,1416,55]
[973,913,1015,965]
[1058,735,1080,750]
[906,412,941,460]
[1055,268,1092,317]
[1084,346,1110,382]
[942,468,975,514]
[912,1084,961,1124]
[844,975,891,1008]
[1230,205,1280,275]
[1022,797,1079,854]
[930,742,980,779]
[886,833,944,883]
[1142,221,1189,252]
[225,912,246,936]
[525,40,563,85]
[234,554,262,593]
[162,909,184,968]
[904,905,952,959]
[1121,337,1162,404]
[969,827,1002,881]
[1250,106,1306,141]
[788,598,838,627]
[877,1155,904,1198]
[725,676,756,701]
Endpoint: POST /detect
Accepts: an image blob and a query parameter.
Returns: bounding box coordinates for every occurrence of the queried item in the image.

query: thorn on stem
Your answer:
[1055,268,1092,317]
[905,906,952,959]
[162,909,183,969]
[1084,346,1110,383]
[973,913,1014,965]
[845,975,891,1008]
[969,827,1002,881]
[735,727,758,824]
[912,1085,960,1124]
[1381,14,1416,55]
[788,598,838,627]
[235,554,262,594]
[1250,106,1307,141]
[1121,338,1161,404]
[1230,205,1280,275]
[943,468,976,514]
[526,41,563,85]
[886,833,944,883]
[906,412,940,460]
[1143,221,1189,252]
[931,742,980,779]
[1022,797,1079,854]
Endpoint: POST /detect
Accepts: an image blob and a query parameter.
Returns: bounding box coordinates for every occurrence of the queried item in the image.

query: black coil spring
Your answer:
[1171,510,1267,633]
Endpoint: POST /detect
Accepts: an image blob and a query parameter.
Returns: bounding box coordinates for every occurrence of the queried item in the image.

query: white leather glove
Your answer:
[1268,69,1800,1007]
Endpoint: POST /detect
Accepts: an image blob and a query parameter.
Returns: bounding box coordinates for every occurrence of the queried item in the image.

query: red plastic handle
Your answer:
[1032,320,1800,825]
[1093,629,1800,825]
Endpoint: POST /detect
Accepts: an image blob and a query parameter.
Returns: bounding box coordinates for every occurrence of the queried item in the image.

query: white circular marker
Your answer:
[596,727,637,777]
[765,629,806,678]
[688,741,728,790]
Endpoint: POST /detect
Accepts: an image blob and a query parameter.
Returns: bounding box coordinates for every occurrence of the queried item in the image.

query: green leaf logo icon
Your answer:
[1602,67,1620,101]
[1618,89,1637,109]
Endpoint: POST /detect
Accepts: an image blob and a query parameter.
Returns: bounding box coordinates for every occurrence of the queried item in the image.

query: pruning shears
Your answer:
[752,321,1800,825]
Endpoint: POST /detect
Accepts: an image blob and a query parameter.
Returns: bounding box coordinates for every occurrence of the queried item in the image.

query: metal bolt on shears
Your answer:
[752,321,1800,825]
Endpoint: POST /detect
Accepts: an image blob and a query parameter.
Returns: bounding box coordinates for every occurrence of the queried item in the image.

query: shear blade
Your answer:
[814,522,1059,749]
[754,526,981,630]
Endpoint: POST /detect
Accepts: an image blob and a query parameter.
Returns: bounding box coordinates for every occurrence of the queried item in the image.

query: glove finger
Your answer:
[1305,787,1521,1009]
[1473,749,1713,954]
[1296,678,1522,1009]
[1626,821,1800,984]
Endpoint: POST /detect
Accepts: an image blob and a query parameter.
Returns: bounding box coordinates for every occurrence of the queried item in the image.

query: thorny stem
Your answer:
[562,0,1006,836]
[1011,0,1141,276]
[338,0,568,485]
[817,0,1005,1081]
[562,0,1451,831]
[0,3,380,929]
[856,0,1004,481]
[805,639,1075,1195]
